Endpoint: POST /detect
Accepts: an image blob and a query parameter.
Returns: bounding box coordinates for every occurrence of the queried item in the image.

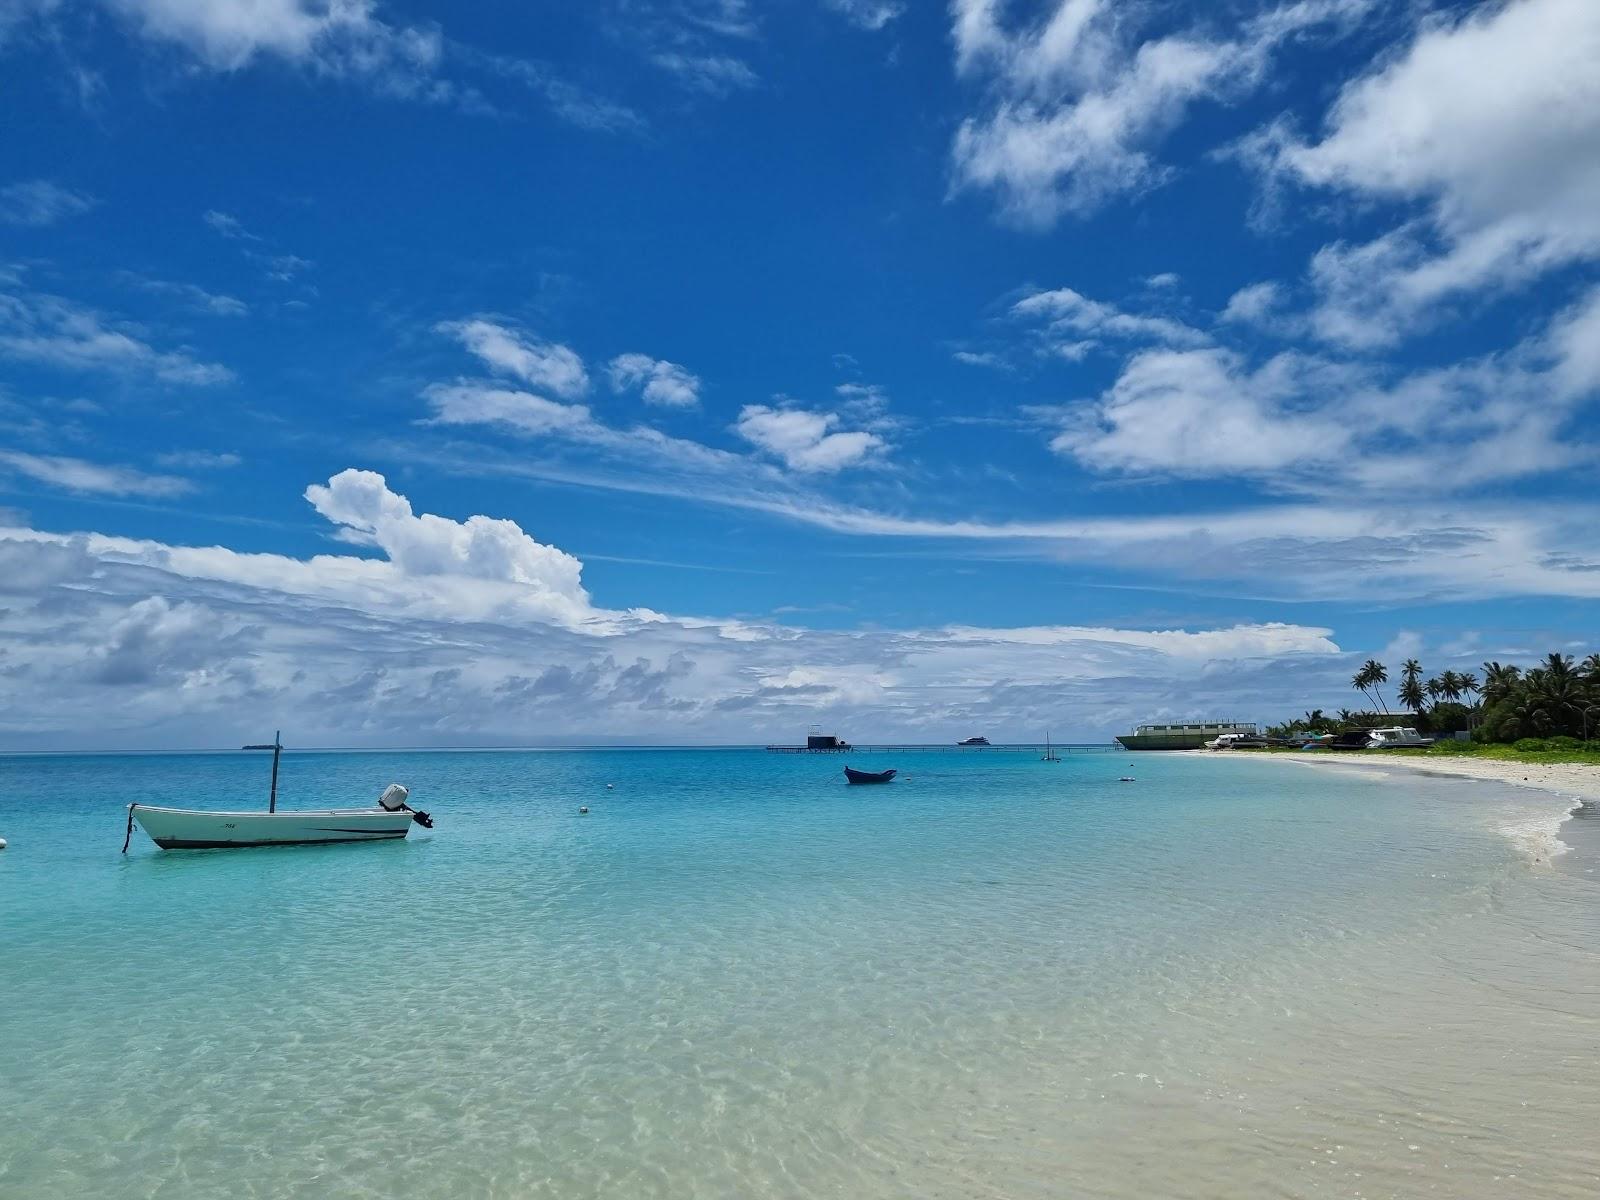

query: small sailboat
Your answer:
[844,766,897,785]
[123,733,433,852]
[1041,732,1061,762]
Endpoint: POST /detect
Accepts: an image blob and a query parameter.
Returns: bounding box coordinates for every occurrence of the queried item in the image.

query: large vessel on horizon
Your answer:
[1116,721,1259,751]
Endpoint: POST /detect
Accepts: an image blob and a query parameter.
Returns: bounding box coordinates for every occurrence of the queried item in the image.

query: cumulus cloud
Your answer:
[951,0,1376,225]
[608,352,702,407]
[0,179,95,226]
[734,405,885,473]
[304,467,588,607]
[0,468,1364,747]
[438,318,589,399]
[1270,0,1600,343]
[6,466,1600,746]
[1051,347,1353,478]
[1045,285,1600,491]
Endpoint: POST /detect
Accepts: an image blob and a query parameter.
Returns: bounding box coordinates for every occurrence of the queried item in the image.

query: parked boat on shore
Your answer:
[1117,721,1259,751]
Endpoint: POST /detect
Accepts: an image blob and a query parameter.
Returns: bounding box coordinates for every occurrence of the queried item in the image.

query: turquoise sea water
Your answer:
[2,748,1598,1198]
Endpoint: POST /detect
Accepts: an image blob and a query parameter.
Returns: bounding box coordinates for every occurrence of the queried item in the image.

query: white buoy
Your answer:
[0,836,8,849]
[606,783,614,789]
[579,806,589,814]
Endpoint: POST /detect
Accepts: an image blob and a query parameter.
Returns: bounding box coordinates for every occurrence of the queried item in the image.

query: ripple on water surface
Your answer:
[2,749,1598,1198]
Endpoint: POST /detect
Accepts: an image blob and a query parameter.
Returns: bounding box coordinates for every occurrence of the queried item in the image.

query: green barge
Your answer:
[1115,721,1259,751]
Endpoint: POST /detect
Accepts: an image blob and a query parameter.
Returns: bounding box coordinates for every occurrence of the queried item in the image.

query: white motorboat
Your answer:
[123,733,432,852]
[130,803,416,849]
[1367,726,1433,749]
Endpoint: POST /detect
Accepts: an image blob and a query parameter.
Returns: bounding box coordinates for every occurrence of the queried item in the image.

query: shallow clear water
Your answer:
[2,749,1598,1198]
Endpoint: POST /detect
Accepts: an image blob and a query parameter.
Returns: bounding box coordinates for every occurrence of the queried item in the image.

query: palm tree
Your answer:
[1438,670,1463,703]
[1352,665,1376,712]
[1398,659,1424,714]
[1362,659,1390,714]
[1458,671,1479,700]
[1581,654,1600,681]
[1303,709,1326,729]
[1481,661,1521,706]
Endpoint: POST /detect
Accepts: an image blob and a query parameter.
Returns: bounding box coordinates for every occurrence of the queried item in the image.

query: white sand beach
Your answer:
[1204,748,1600,803]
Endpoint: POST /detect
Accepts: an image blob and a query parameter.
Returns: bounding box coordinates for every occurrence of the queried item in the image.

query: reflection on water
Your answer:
[1,749,1597,1198]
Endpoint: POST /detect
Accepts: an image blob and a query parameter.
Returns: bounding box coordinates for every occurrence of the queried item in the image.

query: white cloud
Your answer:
[156,450,241,469]
[119,273,248,317]
[104,0,446,96]
[1273,0,1600,343]
[650,52,757,95]
[825,0,902,31]
[202,209,258,240]
[304,468,588,607]
[1045,285,1600,490]
[951,0,1375,225]
[1219,280,1285,327]
[427,382,598,438]
[438,318,589,399]
[1013,285,1209,352]
[608,352,702,408]
[0,450,192,497]
[953,349,1007,369]
[1051,346,1353,477]
[0,179,95,226]
[734,405,885,473]
[0,468,1362,747]
[0,283,233,385]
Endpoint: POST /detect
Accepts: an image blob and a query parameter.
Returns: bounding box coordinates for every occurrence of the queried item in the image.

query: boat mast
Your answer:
[243,731,283,813]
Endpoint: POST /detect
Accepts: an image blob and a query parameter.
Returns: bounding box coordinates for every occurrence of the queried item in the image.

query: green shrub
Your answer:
[1546,735,1583,751]
[1512,737,1550,752]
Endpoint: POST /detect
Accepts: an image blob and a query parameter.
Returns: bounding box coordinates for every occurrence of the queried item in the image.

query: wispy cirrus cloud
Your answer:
[824,0,903,32]
[0,178,95,226]
[0,449,191,498]
[1012,285,1209,357]
[116,272,248,317]
[0,281,233,385]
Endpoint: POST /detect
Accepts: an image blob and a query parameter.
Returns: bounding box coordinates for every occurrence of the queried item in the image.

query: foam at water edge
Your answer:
[1496,795,1583,865]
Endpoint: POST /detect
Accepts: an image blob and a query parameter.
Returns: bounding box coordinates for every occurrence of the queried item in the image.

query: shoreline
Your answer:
[1192,748,1600,863]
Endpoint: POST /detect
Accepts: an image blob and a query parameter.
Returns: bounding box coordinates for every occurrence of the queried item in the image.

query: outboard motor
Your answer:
[379,782,434,829]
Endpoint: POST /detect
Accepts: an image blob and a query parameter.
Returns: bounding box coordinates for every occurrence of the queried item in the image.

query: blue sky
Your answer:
[2,0,1597,747]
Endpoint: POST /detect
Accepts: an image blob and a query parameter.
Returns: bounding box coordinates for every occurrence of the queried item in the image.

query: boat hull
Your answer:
[1116,733,1214,751]
[844,767,897,784]
[131,805,414,850]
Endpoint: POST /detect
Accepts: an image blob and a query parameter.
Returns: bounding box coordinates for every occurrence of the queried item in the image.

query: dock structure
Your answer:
[764,743,1119,754]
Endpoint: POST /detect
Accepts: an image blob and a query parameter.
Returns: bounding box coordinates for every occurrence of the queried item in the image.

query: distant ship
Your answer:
[957,736,990,746]
[1116,721,1258,751]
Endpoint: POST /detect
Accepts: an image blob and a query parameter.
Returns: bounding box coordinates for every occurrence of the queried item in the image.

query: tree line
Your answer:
[1266,653,1600,744]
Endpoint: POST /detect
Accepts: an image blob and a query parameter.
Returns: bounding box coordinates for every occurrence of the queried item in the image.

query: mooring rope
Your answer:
[121,804,137,854]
